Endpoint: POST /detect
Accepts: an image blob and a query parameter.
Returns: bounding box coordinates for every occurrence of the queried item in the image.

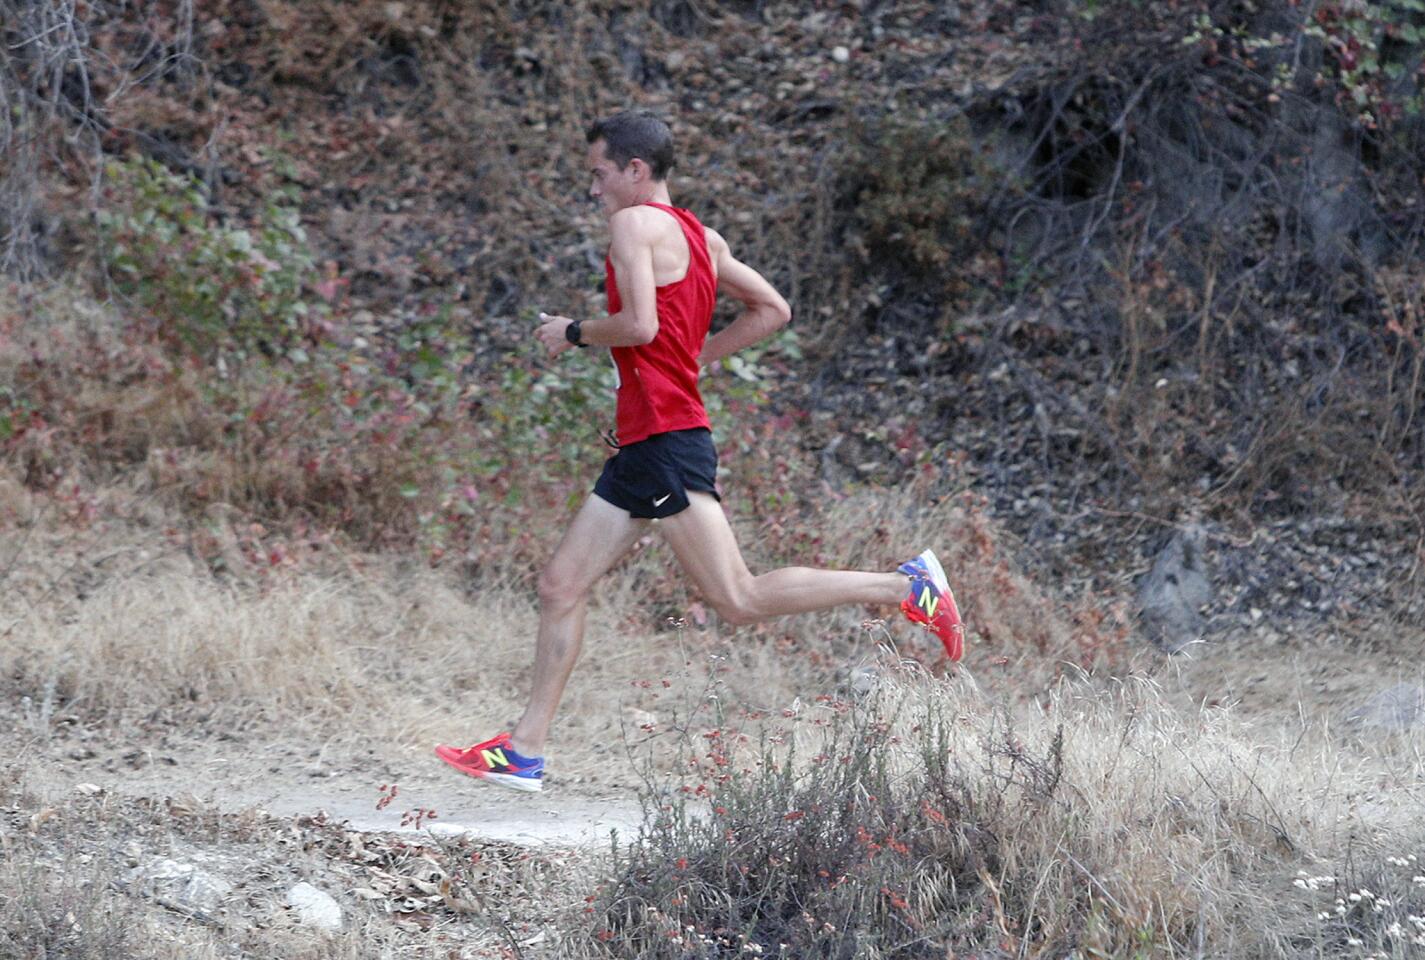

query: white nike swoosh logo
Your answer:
[653,493,672,507]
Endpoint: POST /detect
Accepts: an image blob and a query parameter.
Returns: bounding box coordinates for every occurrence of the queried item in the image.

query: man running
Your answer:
[435,111,963,792]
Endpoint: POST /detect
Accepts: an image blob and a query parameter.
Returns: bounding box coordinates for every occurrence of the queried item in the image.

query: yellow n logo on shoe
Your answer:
[919,586,939,618]
[481,747,508,769]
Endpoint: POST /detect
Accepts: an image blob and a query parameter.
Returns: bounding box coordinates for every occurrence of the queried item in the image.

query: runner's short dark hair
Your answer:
[586,111,675,180]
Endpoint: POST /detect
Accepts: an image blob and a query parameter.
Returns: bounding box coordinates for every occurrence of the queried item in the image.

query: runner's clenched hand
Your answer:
[535,311,575,357]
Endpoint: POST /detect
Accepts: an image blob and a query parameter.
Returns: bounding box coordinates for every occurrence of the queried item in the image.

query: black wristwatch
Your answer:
[565,320,588,348]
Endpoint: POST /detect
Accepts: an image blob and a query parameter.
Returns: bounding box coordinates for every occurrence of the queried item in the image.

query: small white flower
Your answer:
[1319,911,1333,920]
[1378,899,1392,907]
[1360,888,1376,899]
[1294,879,1309,889]
[1350,893,1363,902]
[1347,938,1363,946]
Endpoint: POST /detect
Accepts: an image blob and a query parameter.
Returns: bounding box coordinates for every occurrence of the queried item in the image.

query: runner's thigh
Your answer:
[543,494,650,594]
[656,491,753,606]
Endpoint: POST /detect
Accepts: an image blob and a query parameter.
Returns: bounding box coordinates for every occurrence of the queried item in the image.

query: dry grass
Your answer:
[580,665,1425,958]
[0,850,205,960]
[4,485,1424,956]
[1,380,1419,957]
[914,675,1424,956]
[0,456,1095,763]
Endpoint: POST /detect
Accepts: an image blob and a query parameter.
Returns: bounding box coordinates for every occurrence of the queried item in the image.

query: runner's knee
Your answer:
[710,586,760,626]
[717,604,757,626]
[537,565,585,614]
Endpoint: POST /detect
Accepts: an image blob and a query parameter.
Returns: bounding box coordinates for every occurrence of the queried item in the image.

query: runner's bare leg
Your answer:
[510,495,648,757]
[658,492,905,623]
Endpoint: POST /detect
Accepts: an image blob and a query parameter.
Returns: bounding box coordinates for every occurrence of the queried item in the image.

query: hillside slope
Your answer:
[4,0,1424,634]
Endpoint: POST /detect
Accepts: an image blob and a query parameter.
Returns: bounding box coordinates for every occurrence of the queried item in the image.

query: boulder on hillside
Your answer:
[124,858,233,919]
[1137,524,1214,654]
[286,881,343,932]
[1343,684,1425,733]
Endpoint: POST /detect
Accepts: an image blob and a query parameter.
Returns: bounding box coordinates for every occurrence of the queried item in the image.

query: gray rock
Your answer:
[1344,684,1425,732]
[1138,524,1214,653]
[846,664,881,699]
[286,882,343,932]
[124,858,233,918]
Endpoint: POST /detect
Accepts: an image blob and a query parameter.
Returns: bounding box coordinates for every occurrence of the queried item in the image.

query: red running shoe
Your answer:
[898,548,965,662]
[434,732,544,792]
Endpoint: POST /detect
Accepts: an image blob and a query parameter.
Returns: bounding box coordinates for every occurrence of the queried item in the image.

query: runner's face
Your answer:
[587,139,639,215]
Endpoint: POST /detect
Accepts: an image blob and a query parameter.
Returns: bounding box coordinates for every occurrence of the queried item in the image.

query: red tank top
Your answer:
[604,202,716,446]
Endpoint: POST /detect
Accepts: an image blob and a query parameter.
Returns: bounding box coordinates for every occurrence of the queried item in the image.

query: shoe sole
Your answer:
[481,771,543,792]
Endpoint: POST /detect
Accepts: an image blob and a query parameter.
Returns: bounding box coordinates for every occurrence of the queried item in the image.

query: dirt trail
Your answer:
[20,727,646,849]
[17,621,1419,849]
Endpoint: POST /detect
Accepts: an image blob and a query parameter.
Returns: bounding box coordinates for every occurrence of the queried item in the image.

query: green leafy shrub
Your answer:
[4,278,829,587]
[1176,0,1425,127]
[1303,0,1425,124]
[97,155,323,361]
[19,156,828,580]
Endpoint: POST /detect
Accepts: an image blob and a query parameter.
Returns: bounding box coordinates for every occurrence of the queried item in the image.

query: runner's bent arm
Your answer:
[534,209,659,355]
[698,228,791,367]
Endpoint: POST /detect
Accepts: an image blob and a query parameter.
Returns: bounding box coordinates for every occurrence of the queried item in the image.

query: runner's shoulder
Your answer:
[609,204,673,239]
[702,225,729,260]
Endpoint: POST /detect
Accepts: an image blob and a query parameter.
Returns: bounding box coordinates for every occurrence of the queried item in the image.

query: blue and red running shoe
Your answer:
[898,548,965,662]
[434,732,544,792]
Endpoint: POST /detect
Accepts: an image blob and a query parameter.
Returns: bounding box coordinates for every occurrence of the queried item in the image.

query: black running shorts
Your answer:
[593,427,720,519]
